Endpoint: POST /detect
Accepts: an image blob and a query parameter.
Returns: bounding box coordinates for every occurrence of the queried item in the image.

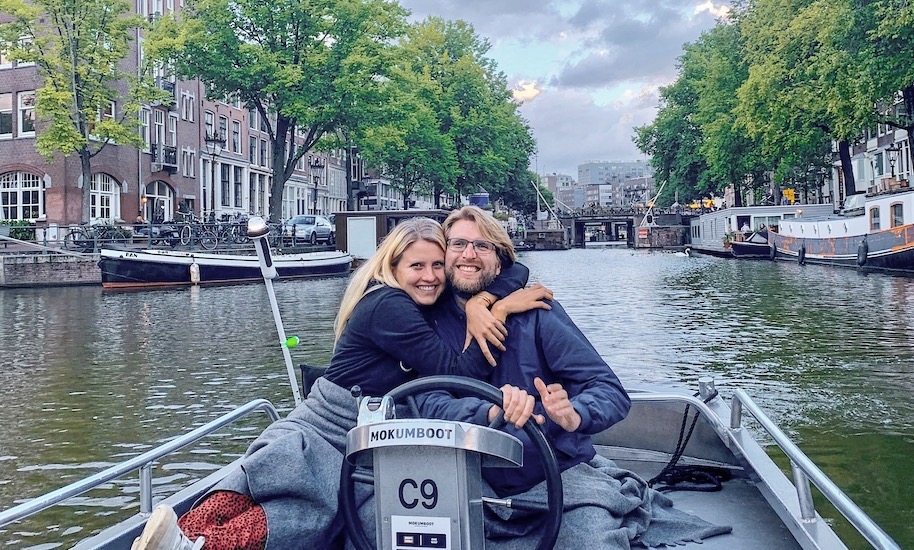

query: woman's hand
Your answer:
[534,377,581,432]
[465,292,507,366]
[487,384,545,429]
[490,283,554,322]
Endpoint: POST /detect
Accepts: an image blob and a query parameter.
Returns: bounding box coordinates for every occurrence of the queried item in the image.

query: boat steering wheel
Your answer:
[340,376,564,550]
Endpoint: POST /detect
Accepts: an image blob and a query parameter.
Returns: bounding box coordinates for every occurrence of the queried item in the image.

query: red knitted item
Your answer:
[177,490,268,550]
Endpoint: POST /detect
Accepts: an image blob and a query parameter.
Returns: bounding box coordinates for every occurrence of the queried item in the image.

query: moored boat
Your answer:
[769,187,914,271]
[98,248,352,288]
[730,230,771,259]
[688,204,835,257]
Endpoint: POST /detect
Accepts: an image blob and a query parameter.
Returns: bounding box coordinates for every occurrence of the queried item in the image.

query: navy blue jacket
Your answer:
[418,296,631,497]
[323,262,528,397]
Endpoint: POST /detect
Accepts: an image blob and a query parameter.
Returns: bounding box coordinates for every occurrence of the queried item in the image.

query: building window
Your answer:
[234,166,243,208]
[0,93,12,138]
[1,171,44,220]
[249,173,257,214]
[168,113,177,146]
[144,180,174,222]
[17,91,35,136]
[139,108,150,149]
[248,107,256,129]
[221,163,230,207]
[891,203,904,228]
[182,149,196,177]
[260,139,267,167]
[153,109,165,147]
[1,36,35,69]
[0,45,11,69]
[180,91,195,121]
[249,136,256,164]
[91,173,121,221]
[218,115,227,141]
[101,100,115,123]
[232,120,240,153]
[870,207,880,231]
[204,110,214,139]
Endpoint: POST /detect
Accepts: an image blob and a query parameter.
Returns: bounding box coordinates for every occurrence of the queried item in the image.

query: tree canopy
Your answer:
[635,0,914,206]
[146,0,408,221]
[1,0,159,222]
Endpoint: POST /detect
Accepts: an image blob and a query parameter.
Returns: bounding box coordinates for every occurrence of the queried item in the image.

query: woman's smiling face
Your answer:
[394,239,446,306]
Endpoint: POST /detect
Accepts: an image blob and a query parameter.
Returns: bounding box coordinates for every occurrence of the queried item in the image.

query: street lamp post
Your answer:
[204,132,226,220]
[309,156,326,215]
[886,144,901,179]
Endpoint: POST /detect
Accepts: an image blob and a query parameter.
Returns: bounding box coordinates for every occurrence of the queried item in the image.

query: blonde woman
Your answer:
[134,216,549,550]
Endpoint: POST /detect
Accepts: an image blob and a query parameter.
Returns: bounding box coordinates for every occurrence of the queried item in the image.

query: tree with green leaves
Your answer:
[146,0,407,222]
[735,0,862,197]
[868,0,914,167]
[356,68,458,210]
[688,21,770,207]
[0,0,159,222]
[634,73,712,207]
[394,18,535,210]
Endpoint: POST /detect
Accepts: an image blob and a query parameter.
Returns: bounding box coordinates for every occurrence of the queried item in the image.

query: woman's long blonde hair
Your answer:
[333,217,446,342]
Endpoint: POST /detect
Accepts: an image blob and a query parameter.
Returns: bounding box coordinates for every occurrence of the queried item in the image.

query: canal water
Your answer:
[0,248,911,548]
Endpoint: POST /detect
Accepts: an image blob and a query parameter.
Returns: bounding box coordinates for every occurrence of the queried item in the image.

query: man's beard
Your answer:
[447,264,498,294]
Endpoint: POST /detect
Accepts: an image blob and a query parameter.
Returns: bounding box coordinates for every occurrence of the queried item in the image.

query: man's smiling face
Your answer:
[445,219,501,293]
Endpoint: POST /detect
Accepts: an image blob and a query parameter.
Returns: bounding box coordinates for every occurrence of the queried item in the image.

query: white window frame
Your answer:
[0,45,12,69]
[204,110,215,140]
[181,90,195,121]
[90,173,121,222]
[98,101,117,121]
[182,148,196,177]
[168,113,177,146]
[0,92,12,139]
[17,91,35,137]
[153,109,165,146]
[139,108,150,150]
[0,171,45,221]
[232,120,240,154]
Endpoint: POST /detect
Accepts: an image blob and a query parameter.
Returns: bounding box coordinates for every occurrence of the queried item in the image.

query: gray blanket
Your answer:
[211,377,358,550]
[352,454,730,549]
[483,455,732,549]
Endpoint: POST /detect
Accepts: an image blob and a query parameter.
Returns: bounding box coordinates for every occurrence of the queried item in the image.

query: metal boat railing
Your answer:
[0,399,280,528]
[729,389,899,550]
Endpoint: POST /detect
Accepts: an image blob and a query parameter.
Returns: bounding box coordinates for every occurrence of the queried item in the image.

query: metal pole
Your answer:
[248,216,303,405]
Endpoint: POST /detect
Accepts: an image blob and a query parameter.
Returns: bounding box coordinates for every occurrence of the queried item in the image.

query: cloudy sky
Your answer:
[398,0,730,179]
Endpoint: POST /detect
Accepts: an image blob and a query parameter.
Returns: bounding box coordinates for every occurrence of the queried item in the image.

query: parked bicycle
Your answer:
[64,224,131,252]
[179,222,218,250]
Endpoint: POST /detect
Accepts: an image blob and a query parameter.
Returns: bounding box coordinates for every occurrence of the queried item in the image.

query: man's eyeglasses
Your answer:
[446,238,497,255]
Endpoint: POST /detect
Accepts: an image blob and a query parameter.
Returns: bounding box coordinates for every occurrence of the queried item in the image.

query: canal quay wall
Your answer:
[0,253,99,288]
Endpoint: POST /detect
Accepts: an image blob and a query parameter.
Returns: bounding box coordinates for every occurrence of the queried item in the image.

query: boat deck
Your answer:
[599,447,801,548]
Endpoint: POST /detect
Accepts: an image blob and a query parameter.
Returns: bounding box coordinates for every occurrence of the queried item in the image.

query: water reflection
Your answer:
[1,249,912,548]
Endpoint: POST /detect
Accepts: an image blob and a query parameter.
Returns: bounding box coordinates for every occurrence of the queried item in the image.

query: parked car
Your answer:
[327,214,336,245]
[283,215,333,245]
